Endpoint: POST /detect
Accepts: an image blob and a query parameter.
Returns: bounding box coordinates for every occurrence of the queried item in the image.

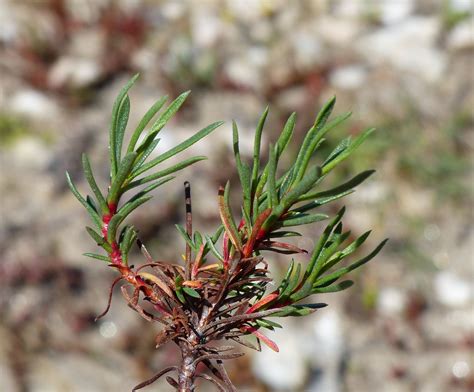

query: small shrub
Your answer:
[67,75,387,391]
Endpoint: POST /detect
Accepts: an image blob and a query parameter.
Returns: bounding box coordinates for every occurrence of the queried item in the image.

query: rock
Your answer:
[447,19,474,51]
[252,322,308,391]
[329,65,368,90]
[290,26,325,71]
[434,271,473,307]
[378,0,415,25]
[357,17,446,83]
[9,90,59,120]
[306,310,345,392]
[49,57,103,89]
[316,16,362,47]
[377,288,407,316]
[224,47,268,90]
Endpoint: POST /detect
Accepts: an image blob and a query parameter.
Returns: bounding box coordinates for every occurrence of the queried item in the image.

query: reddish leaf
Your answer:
[246,293,279,314]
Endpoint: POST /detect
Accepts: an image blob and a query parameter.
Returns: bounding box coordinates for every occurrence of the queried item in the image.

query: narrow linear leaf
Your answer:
[295,111,351,183]
[218,182,242,251]
[132,121,224,178]
[294,191,354,213]
[126,156,206,190]
[149,91,190,135]
[251,106,269,195]
[205,235,224,262]
[233,120,252,221]
[108,152,138,204]
[115,95,130,164]
[119,195,152,221]
[322,128,376,175]
[267,144,278,209]
[83,253,111,263]
[183,287,201,298]
[299,170,375,202]
[107,213,124,243]
[110,74,139,177]
[127,95,168,153]
[279,213,329,227]
[312,280,354,293]
[66,172,101,228]
[82,154,108,213]
[314,239,388,287]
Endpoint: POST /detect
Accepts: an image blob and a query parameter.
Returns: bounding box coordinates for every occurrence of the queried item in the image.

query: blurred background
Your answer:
[0,0,473,391]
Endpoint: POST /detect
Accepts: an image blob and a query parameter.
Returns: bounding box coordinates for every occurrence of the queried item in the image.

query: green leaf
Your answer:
[233,121,252,221]
[183,287,201,298]
[107,152,138,204]
[251,106,269,196]
[205,234,224,262]
[124,176,174,206]
[133,134,160,169]
[262,165,323,231]
[132,121,224,178]
[312,280,354,293]
[66,171,101,228]
[115,95,130,164]
[291,97,336,183]
[267,144,278,209]
[149,91,190,135]
[176,224,197,251]
[323,136,352,166]
[83,253,110,263]
[119,225,137,265]
[279,213,329,227]
[218,181,242,251]
[175,288,186,303]
[279,262,301,301]
[322,128,375,175]
[119,195,152,221]
[255,318,282,330]
[85,226,110,250]
[314,239,388,287]
[127,95,168,153]
[294,191,354,213]
[82,154,108,213]
[299,170,375,202]
[126,156,206,190]
[276,112,296,158]
[268,231,302,238]
[109,74,139,177]
[270,303,327,317]
[318,230,371,276]
[107,213,124,243]
[294,111,351,183]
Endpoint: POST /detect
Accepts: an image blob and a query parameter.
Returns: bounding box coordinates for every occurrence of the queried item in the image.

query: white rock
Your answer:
[316,16,362,47]
[291,27,325,71]
[450,0,473,12]
[357,17,446,83]
[329,65,368,90]
[9,90,58,119]
[377,287,407,316]
[252,325,308,390]
[447,19,474,51]
[305,310,345,392]
[434,271,473,307]
[378,0,415,25]
[191,8,222,48]
[49,57,102,89]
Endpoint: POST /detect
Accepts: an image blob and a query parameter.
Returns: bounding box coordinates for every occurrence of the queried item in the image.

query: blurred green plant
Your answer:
[68,75,386,391]
[0,112,54,147]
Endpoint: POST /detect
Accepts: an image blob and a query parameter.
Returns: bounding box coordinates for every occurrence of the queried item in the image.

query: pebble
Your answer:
[377,287,407,316]
[434,271,472,307]
[9,90,58,120]
[447,19,474,51]
[49,57,102,89]
[329,65,368,90]
[252,323,308,391]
